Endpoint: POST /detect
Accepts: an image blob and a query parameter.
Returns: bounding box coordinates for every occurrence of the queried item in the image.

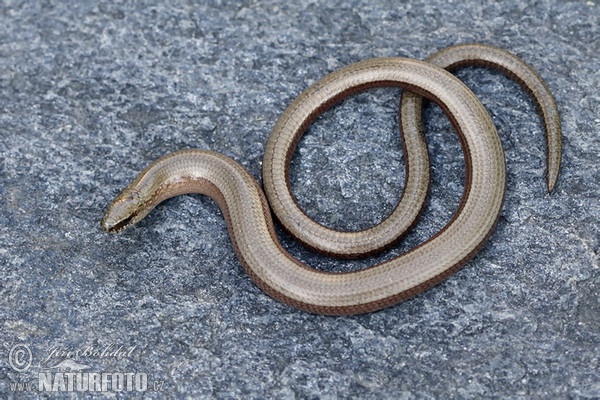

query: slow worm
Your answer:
[263,43,561,256]
[102,44,561,315]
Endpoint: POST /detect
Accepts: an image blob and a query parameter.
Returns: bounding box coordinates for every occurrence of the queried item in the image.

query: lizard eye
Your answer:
[127,191,141,202]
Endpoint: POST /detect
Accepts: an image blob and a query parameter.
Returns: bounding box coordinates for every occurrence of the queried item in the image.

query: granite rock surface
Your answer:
[1,0,598,398]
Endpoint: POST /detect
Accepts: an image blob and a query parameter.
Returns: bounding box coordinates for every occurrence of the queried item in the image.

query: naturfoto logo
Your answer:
[7,343,164,393]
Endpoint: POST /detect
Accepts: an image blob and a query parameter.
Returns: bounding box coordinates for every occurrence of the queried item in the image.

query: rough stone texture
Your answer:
[1,0,598,398]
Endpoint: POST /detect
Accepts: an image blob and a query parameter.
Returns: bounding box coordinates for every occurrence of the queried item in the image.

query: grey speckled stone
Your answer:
[1,0,598,398]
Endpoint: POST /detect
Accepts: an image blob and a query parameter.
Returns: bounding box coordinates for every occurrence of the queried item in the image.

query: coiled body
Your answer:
[263,44,561,256]
[102,45,561,315]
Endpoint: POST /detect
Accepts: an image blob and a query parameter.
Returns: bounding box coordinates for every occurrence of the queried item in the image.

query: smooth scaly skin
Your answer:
[103,57,508,315]
[416,43,561,191]
[263,43,562,257]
